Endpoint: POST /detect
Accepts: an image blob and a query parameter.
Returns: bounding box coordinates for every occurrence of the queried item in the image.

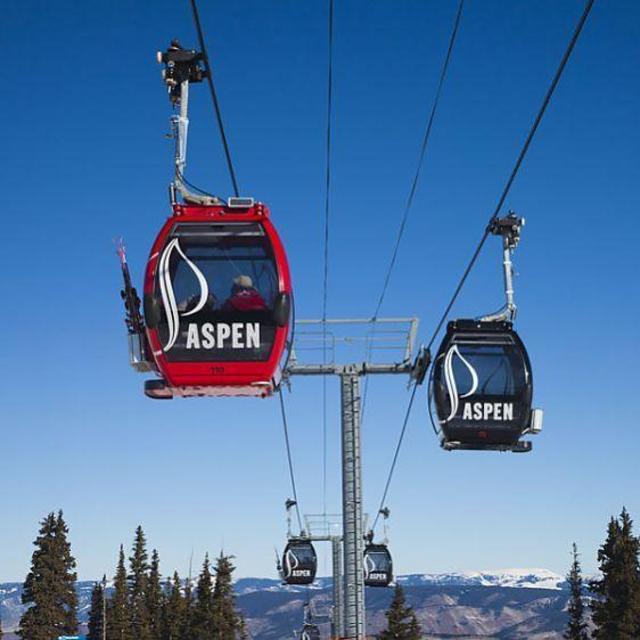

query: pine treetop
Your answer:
[564,542,589,640]
[197,554,214,603]
[114,545,127,589]
[163,571,187,640]
[129,525,150,595]
[18,511,79,640]
[212,554,245,640]
[590,507,640,639]
[378,584,422,640]
[147,549,164,638]
[192,555,216,640]
[108,544,133,640]
[147,549,162,598]
[128,526,152,640]
[213,553,236,599]
[87,581,105,640]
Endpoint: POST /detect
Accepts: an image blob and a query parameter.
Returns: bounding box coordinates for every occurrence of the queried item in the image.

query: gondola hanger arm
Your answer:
[480,212,524,323]
[158,40,224,207]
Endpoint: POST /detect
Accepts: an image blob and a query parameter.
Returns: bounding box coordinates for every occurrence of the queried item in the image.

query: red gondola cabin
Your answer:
[141,200,292,399]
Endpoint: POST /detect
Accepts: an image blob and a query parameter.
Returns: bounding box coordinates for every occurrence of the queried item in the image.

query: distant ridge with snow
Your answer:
[397,568,566,591]
[232,568,566,594]
[1,569,569,636]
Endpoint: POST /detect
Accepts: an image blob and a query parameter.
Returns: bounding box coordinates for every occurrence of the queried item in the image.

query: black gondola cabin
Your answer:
[282,540,317,585]
[431,319,539,452]
[364,543,393,587]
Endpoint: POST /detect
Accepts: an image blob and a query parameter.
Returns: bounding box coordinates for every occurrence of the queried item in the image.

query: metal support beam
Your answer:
[173,80,190,180]
[341,370,365,639]
[286,362,413,377]
[300,517,344,638]
[332,537,344,639]
[169,75,220,206]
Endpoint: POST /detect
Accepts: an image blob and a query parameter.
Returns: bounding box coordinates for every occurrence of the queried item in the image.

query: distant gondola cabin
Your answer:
[282,540,317,586]
[364,543,393,587]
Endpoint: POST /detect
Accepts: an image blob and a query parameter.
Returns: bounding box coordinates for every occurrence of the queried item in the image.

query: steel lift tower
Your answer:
[286,318,427,639]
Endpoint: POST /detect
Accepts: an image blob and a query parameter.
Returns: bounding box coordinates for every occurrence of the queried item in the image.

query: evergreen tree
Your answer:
[590,508,640,639]
[211,554,245,640]
[88,579,106,640]
[564,543,589,640]
[0,614,4,640]
[181,571,194,640]
[107,545,132,640]
[19,510,79,640]
[162,572,186,640]
[378,584,421,640]
[147,549,164,640]
[129,526,152,640]
[54,512,79,632]
[192,554,215,640]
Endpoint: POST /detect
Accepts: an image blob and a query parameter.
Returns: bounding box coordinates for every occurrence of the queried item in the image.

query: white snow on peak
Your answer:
[398,568,565,591]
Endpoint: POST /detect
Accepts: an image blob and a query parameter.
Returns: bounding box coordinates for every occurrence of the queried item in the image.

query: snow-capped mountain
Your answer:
[0,569,569,638]
[398,568,566,591]
[233,568,565,595]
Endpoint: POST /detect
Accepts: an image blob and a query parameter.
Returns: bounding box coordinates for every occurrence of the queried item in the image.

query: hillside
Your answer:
[1,570,574,639]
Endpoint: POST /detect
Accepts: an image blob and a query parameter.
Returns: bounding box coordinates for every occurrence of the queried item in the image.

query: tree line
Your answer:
[11,507,640,639]
[377,506,640,640]
[17,512,245,640]
[87,525,245,640]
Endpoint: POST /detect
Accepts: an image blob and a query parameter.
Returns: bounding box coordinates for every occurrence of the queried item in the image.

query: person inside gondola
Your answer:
[222,275,268,312]
[177,292,217,314]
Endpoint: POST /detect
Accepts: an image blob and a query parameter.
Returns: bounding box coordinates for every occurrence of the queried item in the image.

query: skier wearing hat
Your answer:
[222,275,268,312]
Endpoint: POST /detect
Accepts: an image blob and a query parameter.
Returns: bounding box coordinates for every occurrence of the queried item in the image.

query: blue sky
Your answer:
[1,0,639,583]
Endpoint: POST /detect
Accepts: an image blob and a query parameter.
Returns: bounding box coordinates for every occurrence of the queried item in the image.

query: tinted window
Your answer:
[170,224,278,310]
[366,551,391,572]
[290,545,316,565]
[154,223,279,362]
[450,343,527,396]
[433,333,531,427]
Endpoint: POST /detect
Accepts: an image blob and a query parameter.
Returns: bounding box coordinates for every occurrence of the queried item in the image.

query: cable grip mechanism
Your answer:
[157,40,206,105]
[482,211,524,323]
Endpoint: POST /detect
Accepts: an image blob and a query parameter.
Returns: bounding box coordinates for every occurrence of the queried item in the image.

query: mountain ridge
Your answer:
[232,568,566,594]
[0,569,571,638]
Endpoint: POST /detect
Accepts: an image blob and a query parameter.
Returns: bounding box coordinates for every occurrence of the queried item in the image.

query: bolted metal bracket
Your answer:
[410,346,431,386]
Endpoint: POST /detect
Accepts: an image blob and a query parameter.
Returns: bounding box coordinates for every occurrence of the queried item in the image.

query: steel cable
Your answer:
[425,0,595,351]
[372,0,465,321]
[278,388,304,534]
[361,0,465,429]
[321,0,335,518]
[189,0,240,197]
[371,381,420,533]
[370,0,595,533]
